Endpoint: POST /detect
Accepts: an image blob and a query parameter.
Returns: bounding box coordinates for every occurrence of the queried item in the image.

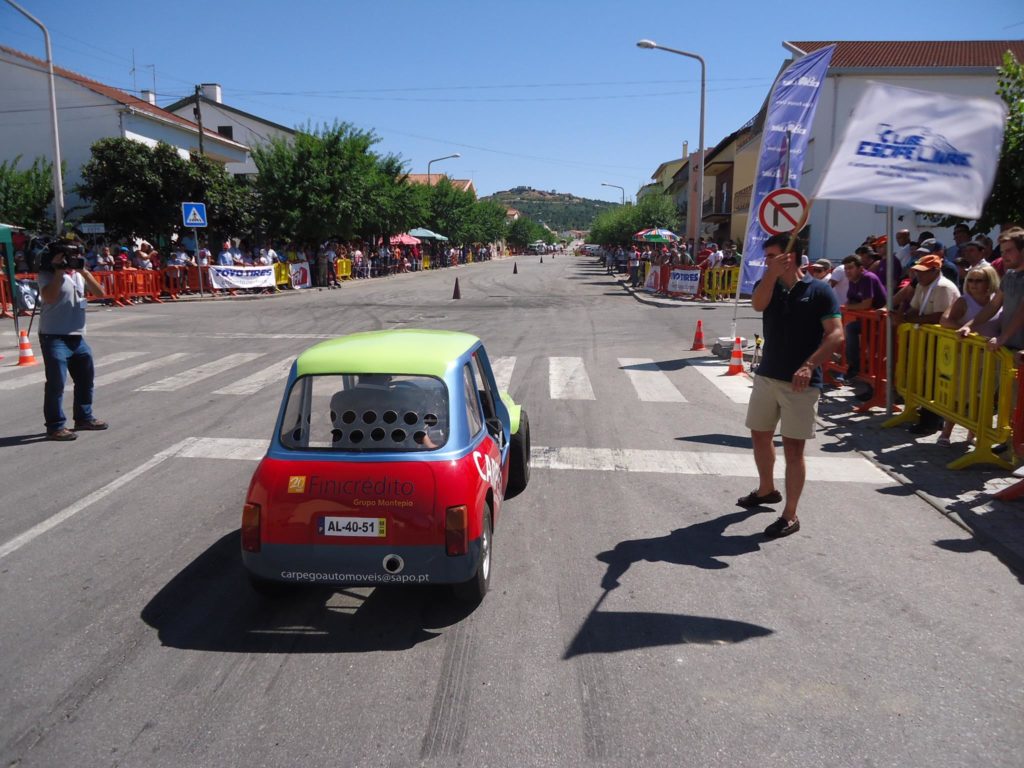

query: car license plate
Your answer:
[319,517,386,538]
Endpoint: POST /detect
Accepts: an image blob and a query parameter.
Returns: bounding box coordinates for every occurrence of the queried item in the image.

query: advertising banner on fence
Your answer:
[740,44,834,294]
[208,266,276,290]
[288,262,311,289]
[667,268,701,296]
[813,82,1006,220]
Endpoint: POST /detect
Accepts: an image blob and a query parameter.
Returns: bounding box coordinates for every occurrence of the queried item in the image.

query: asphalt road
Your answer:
[1,254,1021,768]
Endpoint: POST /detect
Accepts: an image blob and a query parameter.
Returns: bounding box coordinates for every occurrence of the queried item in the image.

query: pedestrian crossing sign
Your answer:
[182,202,207,228]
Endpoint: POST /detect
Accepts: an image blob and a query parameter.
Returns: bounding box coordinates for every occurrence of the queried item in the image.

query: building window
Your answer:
[216,125,233,141]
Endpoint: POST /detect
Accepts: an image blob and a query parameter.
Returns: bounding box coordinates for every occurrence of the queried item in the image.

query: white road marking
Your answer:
[214,357,295,395]
[0,438,198,562]
[95,352,190,386]
[168,437,890,485]
[549,356,595,400]
[618,357,687,402]
[490,356,516,392]
[135,352,265,392]
[177,436,268,460]
[531,446,892,484]
[687,358,754,404]
[0,350,147,390]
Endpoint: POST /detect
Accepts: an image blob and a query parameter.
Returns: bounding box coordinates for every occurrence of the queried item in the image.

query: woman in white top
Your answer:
[937,264,1002,445]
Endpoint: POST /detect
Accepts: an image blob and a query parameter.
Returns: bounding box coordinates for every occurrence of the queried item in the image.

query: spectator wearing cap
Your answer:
[917,238,959,285]
[901,253,961,435]
[808,258,832,282]
[841,255,887,381]
[955,237,990,279]
[856,246,888,286]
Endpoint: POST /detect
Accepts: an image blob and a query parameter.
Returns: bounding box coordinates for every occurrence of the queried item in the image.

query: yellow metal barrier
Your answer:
[423,254,431,270]
[883,324,1018,470]
[335,258,352,280]
[273,262,290,287]
[704,266,739,302]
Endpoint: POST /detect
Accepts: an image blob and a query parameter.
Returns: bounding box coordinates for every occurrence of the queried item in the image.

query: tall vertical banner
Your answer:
[740,45,834,293]
[813,82,1006,219]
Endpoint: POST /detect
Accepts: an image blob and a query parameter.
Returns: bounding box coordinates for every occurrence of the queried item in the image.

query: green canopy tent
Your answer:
[409,227,449,242]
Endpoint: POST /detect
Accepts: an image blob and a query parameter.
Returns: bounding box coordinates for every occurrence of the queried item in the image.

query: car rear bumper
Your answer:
[242,541,481,586]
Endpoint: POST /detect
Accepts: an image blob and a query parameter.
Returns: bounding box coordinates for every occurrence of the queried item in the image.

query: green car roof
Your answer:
[295,329,480,378]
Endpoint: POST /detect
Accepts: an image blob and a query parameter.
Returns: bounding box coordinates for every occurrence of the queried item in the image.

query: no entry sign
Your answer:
[757,187,808,235]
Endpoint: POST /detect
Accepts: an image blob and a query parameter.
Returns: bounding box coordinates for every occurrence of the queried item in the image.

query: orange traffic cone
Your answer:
[452,278,461,300]
[725,337,744,376]
[690,320,706,351]
[17,329,38,366]
[513,262,518,274]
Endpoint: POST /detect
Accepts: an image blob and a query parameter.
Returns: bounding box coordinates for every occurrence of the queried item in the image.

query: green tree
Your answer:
[0,156,54,231]
[465,200,509,244]
[937,52,1024,231]
[984,52,1024,228]
[359,155,426,241]
[76,138,253,244]
[426,177,476,243]
[588,194,680,246]
[506,215,550,248]
[253,121,379,242]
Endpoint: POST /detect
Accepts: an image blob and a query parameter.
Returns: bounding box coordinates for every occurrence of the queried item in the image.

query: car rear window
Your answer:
[279,373,449,452]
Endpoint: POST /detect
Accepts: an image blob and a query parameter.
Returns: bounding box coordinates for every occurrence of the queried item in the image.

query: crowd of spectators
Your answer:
[597,237,743,287]
[811,224,1024,443]
[9,233,499,293]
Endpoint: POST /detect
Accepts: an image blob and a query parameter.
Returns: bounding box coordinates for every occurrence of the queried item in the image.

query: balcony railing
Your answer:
[702,197,732,217]
[733,185,753,213]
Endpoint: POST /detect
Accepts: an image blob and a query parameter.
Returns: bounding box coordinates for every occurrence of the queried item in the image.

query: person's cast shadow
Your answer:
[596,508,764,590]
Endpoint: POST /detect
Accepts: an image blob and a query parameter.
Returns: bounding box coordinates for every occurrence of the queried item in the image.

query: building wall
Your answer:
[803,72,1002,261]
[1,51,121,216]
[168,101,294,176]
[731,132,759,245]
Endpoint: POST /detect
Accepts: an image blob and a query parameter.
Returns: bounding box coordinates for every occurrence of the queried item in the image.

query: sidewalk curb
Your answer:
[616,277,750,310]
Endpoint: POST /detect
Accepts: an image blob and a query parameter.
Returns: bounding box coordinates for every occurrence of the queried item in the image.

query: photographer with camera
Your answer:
[37,242,109,441]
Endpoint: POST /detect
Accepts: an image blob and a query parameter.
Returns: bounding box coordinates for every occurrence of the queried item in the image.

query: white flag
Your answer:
[814,82,1006,219]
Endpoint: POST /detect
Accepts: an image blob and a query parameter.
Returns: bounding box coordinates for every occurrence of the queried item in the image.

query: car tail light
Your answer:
[241,503,261,552]
[445,505,468,556]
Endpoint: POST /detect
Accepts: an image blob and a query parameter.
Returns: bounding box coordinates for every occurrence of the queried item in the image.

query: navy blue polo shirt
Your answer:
[756,274,841,389]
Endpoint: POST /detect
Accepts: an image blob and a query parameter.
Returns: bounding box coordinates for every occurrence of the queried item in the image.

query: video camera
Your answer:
[40,241,86,271]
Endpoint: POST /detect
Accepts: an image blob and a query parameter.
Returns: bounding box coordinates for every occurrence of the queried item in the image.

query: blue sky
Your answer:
[2,0,1022,202]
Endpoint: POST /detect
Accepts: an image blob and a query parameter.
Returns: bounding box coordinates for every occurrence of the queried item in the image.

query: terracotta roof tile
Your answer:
[0,45,246,148]
[788,40,1024,69]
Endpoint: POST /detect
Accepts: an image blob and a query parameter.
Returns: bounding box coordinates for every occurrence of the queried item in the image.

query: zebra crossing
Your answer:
[0,351,754,405]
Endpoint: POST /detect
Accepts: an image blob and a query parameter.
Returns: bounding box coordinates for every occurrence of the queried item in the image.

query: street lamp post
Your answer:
[601,182,625,206]
[636,39,705,244]
[5,0,64,234]
[427,153,461,187]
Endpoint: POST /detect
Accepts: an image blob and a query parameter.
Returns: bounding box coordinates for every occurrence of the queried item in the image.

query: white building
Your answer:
[165,85,296,178]
[787,40,1024,259]
[0,45,248,219]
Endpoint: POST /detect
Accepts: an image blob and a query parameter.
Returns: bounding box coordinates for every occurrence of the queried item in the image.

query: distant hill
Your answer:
[481,186,619,231]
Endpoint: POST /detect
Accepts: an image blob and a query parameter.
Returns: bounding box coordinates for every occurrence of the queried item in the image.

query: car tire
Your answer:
[454,506,491,603]
[505,409,531,500]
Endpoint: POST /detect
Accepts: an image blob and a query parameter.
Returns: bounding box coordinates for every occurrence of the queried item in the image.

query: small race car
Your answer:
[241,329,530,602]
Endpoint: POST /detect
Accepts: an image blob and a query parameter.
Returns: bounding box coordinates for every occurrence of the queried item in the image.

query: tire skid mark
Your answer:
[419,617,477,759]
[559,567,623,761]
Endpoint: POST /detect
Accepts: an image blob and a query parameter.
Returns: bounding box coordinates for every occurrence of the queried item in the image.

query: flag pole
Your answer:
[886,207,895,415]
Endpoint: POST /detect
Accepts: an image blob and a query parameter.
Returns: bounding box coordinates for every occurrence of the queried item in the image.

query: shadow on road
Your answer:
[596,509,764,586]
[564,608,772,657]
[676,433,782,450]
[141,531,476,653]
[0,432,49,448]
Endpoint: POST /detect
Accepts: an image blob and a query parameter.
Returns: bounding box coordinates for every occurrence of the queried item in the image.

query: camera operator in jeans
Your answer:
[37,245,109,441]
